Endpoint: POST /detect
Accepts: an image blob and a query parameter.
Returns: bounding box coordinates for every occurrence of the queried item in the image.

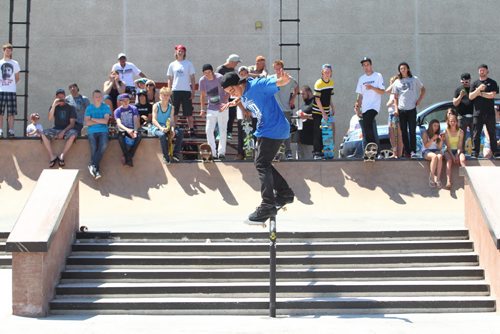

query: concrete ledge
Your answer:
[6,169,79,317]
[463,166,500,306]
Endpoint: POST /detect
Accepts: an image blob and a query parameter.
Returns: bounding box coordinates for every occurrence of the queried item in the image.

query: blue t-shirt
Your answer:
[114,105,139,129]
[85,103,111,134]
[241,77,290,139]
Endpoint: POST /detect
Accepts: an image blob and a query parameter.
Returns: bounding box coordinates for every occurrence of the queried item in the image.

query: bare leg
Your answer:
[187,115,194,130]
[7,115,14,133]
[60,135,77,160]
[41,134,56,160]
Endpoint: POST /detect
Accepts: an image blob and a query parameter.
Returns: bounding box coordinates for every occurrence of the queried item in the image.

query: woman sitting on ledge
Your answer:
[421,119,444,188]
[444,113,466,190]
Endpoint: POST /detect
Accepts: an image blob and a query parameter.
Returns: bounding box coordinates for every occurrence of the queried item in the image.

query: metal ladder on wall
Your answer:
[8,0,31,135]
[279,0,300,84]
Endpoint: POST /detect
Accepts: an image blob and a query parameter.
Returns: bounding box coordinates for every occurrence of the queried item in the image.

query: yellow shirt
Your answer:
[446,129,460,150]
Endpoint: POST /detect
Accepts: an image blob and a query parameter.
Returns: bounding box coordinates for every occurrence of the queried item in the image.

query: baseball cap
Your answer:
[238,65,249,73]
[461,73,471,80]
[322,64,332,70]
[55,88,65,95]
[202,64,213,72]
[118,93,130,101]
[137,89,147,96]
[256,55,266,62]
[117,53,126,59]
[226,54,241,63]
[360,57,372,64]
[134,78,148,85]
[175,44,186,51]
[221,72,242,89]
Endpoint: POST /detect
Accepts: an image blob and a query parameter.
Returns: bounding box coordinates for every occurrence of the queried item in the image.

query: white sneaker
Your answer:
[0,129,3,138]
[88,165,96,178]
[410,152,418,159]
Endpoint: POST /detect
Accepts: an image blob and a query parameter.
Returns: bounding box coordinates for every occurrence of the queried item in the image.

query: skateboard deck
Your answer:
[199,142,213,163]
[241,119,254,160]
[321,115,334,159]
[244,205,287,228]
[273,143,286,162]
[364,142,378,162]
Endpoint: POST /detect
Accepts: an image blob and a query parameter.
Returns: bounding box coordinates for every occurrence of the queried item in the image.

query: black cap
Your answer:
[221,72,241,89]
[202,64,213,72]
[461,73,471,80]
[360,57,372,64]
[137,89,147,96]
[55,88,65,95]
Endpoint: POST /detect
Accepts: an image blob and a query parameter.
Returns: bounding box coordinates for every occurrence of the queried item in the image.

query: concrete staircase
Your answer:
[50,230,496,315]
[0,233,11,268]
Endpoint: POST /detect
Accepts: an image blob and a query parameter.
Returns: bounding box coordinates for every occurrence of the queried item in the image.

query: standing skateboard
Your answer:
[241,118,254,160]
[364,142,378,162]
[392,115,399,158]
[199,142,213,163]
[165,119,174,159]
[273,143,286,162]
[321,115,335,159]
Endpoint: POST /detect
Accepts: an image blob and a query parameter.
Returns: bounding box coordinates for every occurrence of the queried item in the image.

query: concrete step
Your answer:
[54,280,491,298]
[75,230,470,243]
[60,266,485,283]
[0,234,12,268]
[65,252,479,269]
[70,240,474,256]
[49,296,496,315]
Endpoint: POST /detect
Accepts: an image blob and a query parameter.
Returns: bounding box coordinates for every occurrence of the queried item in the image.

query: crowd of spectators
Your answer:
[1,42,498,183]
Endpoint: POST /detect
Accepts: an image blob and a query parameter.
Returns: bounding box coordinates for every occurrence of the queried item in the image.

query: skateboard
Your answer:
[241,118,254,160]
[165,119,174,158]
[392,115,399,158]
[273,143,286,162]
[244,205,287,228]
[364,142,378,162]
[321,115,335,159]
[199,142,213,163]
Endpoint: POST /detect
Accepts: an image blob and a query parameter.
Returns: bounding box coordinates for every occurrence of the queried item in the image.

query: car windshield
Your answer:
[420,104,450,126]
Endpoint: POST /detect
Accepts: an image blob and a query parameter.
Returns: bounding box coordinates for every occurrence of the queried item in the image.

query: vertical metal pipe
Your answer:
[23,0,32,134]
[8,0,14,43]
[269,216,277,317]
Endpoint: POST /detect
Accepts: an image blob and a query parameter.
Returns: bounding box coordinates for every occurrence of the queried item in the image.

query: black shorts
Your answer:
[172,91,193,116]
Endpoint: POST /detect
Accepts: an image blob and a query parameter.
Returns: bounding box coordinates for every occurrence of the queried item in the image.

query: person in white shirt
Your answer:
[0,43,20,137]
[26,112,43,137]
[354,57,385,151]
[167,45,196,137]
[111,53,147,94]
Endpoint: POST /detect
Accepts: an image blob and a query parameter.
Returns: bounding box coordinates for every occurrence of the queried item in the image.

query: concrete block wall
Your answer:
[1,0,499,147]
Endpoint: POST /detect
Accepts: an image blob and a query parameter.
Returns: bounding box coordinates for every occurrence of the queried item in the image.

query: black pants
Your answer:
[255,137,292,207]
[473,111,497,155]
[227,106,237,134]
[459,115,473,150]
[312,113,323,155]
[361,109,378,146]
[399,108,417,155]
[118,131,142,160]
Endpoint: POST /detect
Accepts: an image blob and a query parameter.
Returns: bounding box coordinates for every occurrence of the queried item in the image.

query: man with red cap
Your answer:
[167,45,196,137]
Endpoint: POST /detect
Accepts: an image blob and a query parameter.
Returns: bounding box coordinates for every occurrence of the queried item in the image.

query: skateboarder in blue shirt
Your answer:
[221,71,295,222]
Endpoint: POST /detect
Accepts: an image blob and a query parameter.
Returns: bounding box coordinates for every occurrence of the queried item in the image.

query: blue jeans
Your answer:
[154,128,183,158]
[87,132,109,170]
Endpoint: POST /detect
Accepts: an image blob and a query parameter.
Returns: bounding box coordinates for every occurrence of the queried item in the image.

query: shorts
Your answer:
[43,128,78,140]
[0,92,17,116]
[422,148,440,159]
[172,91,193,116]
[388,113,399,125]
